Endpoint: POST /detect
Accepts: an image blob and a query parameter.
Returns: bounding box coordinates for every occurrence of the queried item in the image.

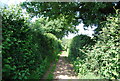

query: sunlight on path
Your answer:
[53,51,78,80]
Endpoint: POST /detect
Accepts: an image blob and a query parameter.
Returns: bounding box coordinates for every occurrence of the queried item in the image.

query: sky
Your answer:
[0,0,26,6]
[0,0,96,39]
[64,23,96,39]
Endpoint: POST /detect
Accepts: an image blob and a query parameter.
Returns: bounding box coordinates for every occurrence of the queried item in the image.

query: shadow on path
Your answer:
[53,51,78,79]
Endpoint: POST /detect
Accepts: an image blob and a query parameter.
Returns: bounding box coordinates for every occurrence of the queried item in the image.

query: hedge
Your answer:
[69,10,120,79]
[1,6,62,79]
[83,10,120,79]
[69,34,94,61]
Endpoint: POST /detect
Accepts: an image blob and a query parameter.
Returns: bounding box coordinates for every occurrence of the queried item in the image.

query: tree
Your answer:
[31,16,78,39]
[67,9,120,79]
[83,10,120,79]
[21,2,120,34]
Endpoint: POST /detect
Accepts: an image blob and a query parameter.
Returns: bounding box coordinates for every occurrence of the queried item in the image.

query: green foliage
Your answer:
[43,33,62,58]
[46,55,60,80]
[21,2,120,33]
[61,38,72,50]
[31,16,78,39]
[28,57,50,79]
[78,72,103,79]
[83,10,120,79]
[2,6,32,79]
[1,5,62,80]
[70,10,120,79]
[21,2,79,25]
[69,35,94,61]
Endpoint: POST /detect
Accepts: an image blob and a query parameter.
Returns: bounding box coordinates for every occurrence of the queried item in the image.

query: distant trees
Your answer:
[31,17,78,39]
[61,38,72,50]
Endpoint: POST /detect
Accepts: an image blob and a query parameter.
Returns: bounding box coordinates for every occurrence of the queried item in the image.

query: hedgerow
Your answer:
[69,10,120,79]
[84,10,120,79]
[1,6,62,79]
[69,35,94,61]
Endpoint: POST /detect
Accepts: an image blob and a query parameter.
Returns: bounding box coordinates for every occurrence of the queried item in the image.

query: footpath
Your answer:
[53,51,78,79]
[42,51,79,81]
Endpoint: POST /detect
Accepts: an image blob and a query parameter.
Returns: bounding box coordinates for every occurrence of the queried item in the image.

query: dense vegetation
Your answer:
[1,1,120,80]
[21,2,120,34]
[69,35,94,61]
[68,10,120,79]
[61,38,72,51]
[1,6,62,79]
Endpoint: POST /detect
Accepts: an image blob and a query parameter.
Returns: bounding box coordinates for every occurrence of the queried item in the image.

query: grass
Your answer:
[45,53,60,80]
[28,58,51,79]
[47,63,56,80]
[78,72,103,79]
[66,48,104,79]
[28,52,61,79]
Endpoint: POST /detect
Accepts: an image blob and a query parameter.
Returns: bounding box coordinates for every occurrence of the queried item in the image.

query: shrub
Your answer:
[1,6,62,79]
[84,10,120,79]
[61,38,72,51]
[41,33,62,59]
[69,35,94,61]
[73,10,120,79]
[2,6,32,79]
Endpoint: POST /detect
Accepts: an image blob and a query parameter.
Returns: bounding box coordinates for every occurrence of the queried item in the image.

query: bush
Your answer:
[42,33,62,59]
[2,6,32,79]
[72,10,120,79]
[69,35,94,61]
[61,38,72,51]
[1,6,62,79]
[84,10,120,79]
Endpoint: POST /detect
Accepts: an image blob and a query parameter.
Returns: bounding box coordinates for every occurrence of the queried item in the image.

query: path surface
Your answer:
[53,51,78,79]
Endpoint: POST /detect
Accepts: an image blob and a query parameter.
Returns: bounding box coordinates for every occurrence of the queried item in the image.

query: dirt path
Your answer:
[42,51,78,80]
[53,51,78,79]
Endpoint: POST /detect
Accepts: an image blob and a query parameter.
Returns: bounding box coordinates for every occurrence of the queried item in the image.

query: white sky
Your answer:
[1,0,96,39]
[64,23,96,39]
[0,0,26,5]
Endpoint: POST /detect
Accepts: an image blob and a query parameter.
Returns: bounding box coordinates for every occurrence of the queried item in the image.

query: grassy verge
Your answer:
[45,53,61,81]
[47,63,56,80]
[78,72,103,79]
[47,55,59,80]
[28,57,51,79]
[29,52,62,79]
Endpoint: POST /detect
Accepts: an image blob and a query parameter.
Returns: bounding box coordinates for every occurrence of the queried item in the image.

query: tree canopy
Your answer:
[30,16,78,39]
[21,2,120,34]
